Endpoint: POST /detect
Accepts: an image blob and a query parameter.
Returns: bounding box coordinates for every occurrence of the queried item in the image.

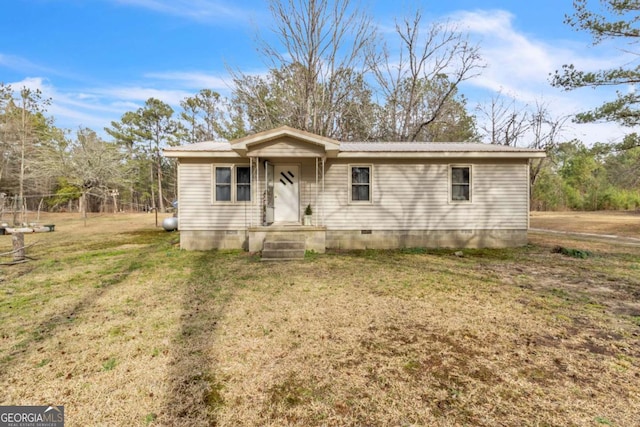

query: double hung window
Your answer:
[450,166,471,202]
[350,165,371,202]
[214,165,251,203]
[236,166,251,202]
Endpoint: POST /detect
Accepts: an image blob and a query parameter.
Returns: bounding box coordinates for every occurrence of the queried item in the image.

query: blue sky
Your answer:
[0,0,634,144]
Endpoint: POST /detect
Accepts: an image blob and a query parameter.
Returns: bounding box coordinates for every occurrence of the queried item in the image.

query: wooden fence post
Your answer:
[12,233,25,262]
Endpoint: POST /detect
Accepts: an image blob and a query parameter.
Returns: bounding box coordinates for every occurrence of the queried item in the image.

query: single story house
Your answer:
[163,126,545,252]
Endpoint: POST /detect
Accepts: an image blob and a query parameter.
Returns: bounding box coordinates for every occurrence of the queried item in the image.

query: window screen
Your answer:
[215,167,232,201]
[236,166,251,202]
[451,166,470,201]
[351,166,370,201]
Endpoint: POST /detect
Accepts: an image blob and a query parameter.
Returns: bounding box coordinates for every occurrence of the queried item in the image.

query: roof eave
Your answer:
[336,151,546,159]
[163,150,240,158]
[163,148,546,159]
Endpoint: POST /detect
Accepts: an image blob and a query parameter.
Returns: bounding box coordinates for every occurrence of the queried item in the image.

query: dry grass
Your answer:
[1,212,639,426]
[531,210,640,237]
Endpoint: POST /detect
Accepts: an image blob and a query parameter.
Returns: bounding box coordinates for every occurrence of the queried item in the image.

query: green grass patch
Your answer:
[36,358,52,368]
[102,357,117,371]
[594,416,616,426]
[268,373,317,408]
[552,245,592,258]
[144,413,158,425]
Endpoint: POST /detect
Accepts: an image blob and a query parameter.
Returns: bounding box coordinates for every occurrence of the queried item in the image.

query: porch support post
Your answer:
[322,157,325,226]
[255,157,260,227]
[315,157,318,226]
[250,157,253,227]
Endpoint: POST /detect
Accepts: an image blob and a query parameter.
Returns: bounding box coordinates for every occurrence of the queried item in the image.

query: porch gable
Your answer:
[230,126,340,158]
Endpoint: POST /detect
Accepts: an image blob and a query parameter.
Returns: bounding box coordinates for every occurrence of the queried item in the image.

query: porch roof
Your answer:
[230,126,340,157]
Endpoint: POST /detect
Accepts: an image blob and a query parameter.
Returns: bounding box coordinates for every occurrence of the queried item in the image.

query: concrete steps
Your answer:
[261,239,305,261]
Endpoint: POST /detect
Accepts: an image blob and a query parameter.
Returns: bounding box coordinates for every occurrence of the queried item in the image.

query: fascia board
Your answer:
[335,151,546,159]
[163,151,241,158]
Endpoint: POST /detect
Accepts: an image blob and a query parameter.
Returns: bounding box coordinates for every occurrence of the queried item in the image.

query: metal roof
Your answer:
[340,142,542,153]
[163,125,544,157]
[165,140,542,153]
[163,130,545,158]
[164,141,232,152]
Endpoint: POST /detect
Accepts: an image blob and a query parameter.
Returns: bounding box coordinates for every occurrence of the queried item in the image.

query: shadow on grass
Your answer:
[158,250,245,426]
[0,254,143,374]
[0,229,178,380]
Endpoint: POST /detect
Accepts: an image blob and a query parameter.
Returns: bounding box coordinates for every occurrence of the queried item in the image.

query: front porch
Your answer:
[248,224,327,253]
[237,127,338,231]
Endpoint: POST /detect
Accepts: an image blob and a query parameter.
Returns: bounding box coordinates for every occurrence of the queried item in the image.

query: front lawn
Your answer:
[1,214,638,426]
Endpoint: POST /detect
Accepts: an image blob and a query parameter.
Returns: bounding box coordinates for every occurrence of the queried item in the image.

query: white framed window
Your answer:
[213,164,251,203]
[450,165,472,202]
[214,166,232,202]
[236,166,251,202]
[349,164,372,203]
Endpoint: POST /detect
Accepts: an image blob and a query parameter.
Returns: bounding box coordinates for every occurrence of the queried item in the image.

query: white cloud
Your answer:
[0,53,51,75]
[8,76,47,92]
[50,103,114,130]
[92,86,192,106]
[452,9,513,36]
[5,77,117,129]
[110,100,143,110]
[6,67,233,134]
[145,71,230,92]
[449,9,636,144]
[111,0,252,23]
[55,84,195,131]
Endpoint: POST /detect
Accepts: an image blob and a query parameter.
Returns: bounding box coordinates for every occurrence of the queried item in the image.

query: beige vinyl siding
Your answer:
[299,159,321,217]
[248,137,325,158]
[322,159,529,230]
[178,157,529,232]
[178,159,259,230]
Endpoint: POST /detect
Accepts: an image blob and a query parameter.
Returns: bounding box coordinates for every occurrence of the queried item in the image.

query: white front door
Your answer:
[274,165,299,223]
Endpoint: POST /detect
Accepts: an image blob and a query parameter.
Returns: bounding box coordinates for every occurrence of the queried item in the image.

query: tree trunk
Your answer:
[19,100,27,225]
[149,163,156,211]
[37,198,43,221]
[156,153,165,212]
[80,192,86,216]
[12,233,25,262]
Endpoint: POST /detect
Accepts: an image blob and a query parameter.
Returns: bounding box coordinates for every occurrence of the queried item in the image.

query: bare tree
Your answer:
[40,128,130,216]
[476,91,530,146]
[528,100,570,190]
[370,9,483,141]
[231,0,376,139]
[477,93,569,203]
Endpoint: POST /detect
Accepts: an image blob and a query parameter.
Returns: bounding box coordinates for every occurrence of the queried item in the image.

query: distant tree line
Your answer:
[0,0,637,221]
[532,139,640,210]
